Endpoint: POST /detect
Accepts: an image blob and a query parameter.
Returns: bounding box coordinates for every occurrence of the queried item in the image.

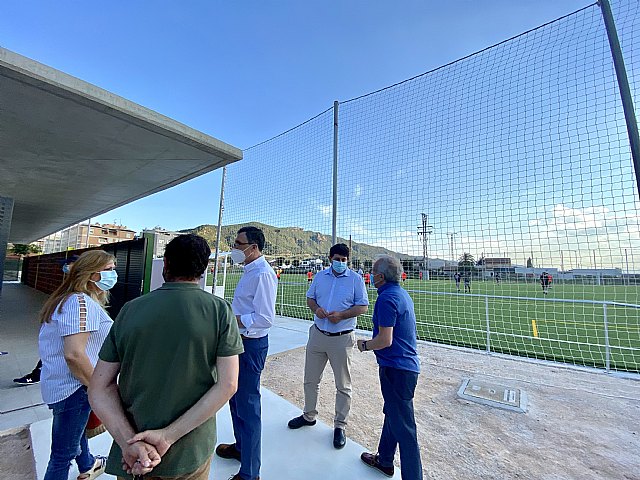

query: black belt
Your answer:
[315,325,353,337]
[241,334,267,340]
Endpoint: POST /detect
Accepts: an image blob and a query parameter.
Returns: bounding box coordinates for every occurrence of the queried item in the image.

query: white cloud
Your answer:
[335,203,640,272]
[316,203,332,218]
[551,204,608,230]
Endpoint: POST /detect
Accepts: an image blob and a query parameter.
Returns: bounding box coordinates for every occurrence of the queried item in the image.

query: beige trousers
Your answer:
[303,324,355,429]
[117,456,211,480]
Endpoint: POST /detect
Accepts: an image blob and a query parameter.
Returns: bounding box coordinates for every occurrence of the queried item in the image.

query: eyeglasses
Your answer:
[233,241,255,248]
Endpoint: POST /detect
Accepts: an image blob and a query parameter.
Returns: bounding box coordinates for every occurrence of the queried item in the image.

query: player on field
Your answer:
[540,272,550,295]
[454,272,462,292]
[463,274,471,293]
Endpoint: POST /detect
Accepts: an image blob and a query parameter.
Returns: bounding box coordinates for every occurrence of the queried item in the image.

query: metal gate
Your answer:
[21,238,147,319]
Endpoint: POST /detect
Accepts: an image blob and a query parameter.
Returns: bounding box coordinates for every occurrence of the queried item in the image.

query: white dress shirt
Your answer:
[231,255,278,338]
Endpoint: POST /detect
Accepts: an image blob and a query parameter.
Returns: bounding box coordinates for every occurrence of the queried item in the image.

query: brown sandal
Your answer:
[77,455,107,480]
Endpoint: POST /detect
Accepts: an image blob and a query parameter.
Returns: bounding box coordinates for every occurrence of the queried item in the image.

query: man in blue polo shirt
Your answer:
[357,255,422,479]
[287,243,368,449]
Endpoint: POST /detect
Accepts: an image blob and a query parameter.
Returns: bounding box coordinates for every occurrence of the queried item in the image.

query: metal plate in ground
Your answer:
[457,378,527,413]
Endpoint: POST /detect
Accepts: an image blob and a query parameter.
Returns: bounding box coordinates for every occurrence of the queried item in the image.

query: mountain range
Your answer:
[181,222,415,261]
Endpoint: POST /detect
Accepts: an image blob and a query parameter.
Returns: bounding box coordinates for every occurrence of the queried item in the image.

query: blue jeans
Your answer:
[377,366,423,480]
[229,335,268,480]
[44,386,95,480]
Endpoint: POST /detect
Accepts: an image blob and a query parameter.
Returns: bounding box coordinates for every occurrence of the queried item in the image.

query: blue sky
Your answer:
[1,0,594,235]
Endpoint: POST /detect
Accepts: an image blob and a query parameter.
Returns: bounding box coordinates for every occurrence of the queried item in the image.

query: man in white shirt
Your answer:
[288,243,368,449]
[216,226,277,480]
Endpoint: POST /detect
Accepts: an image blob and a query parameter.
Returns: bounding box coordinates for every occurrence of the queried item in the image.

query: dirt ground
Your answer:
[0,427,36,480]
[262,341,640,480]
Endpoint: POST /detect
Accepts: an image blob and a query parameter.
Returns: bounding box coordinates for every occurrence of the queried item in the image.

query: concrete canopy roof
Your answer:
[0,47,242,243]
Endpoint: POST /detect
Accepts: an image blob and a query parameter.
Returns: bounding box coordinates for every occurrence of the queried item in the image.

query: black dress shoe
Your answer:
[333,428,346,449]
[288,415,316,429]
[361,452,394,477]
[216,443,241,461]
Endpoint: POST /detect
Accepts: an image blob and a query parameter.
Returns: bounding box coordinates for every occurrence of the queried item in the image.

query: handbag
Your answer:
[86,411,106,438]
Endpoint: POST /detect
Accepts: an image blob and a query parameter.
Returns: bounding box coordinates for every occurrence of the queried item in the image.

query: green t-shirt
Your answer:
[98,282,244,478]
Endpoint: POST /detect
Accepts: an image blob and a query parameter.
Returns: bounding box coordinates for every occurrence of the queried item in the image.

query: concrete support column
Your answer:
[0,196,15,293]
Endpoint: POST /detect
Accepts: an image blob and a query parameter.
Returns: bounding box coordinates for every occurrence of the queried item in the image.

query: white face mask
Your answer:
[230,248,247,264]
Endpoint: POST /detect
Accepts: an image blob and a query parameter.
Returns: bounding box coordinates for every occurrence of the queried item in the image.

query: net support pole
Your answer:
[212,166,227,293]
[332,100,339,245]
[599,0,640,199]
[485,296,491,353]
[603,303,610,373]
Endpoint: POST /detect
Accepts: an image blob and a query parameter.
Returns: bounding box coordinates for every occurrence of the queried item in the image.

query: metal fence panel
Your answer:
[218,2,640,373]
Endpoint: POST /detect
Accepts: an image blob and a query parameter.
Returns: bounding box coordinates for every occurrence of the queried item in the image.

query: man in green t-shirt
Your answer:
[89,234,244,479]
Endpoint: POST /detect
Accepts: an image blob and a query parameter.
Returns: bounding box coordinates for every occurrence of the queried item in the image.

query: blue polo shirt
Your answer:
[306,267,369,333]
[372,282,420,373]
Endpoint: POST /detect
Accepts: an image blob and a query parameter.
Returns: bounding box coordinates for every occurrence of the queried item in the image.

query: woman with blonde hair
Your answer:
[39,250,117,480]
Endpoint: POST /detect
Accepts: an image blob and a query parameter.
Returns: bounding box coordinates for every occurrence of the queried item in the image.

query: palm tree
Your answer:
[10,243,41,257]
[458,253,475,272]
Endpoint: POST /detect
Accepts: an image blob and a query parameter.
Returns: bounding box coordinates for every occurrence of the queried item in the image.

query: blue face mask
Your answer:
[332,260,348,274]
[62,264,71,274]
[92,270,118,291]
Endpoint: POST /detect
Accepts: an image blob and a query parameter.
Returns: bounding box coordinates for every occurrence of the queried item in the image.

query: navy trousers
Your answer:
[377,366,423,480]
[229,335,268,480]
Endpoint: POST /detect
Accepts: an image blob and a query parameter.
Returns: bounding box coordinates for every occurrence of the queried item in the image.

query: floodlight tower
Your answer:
[447,232,457,262]
[417,213,433,273]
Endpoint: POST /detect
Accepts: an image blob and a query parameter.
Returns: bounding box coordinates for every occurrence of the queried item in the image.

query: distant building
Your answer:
[426,258,447,270]
[514,267,559,277]
[299,258,324,271]
[40,222,136,253]
[484,257,512,269]
[565,268,622,278]
[143,227,181,258]
[514,267,623,285]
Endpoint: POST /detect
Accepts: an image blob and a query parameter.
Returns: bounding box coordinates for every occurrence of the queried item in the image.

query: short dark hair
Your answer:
[164,234,211,279]
[238,226,265,251]
[329,243,349,259]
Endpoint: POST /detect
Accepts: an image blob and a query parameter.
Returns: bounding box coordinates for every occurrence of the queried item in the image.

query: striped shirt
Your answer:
[38,293,113,404]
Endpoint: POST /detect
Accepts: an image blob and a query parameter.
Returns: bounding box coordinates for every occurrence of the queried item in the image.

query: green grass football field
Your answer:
[211,273,640,373]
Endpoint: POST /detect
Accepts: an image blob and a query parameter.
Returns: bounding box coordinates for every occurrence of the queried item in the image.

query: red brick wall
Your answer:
[22,250,91,294]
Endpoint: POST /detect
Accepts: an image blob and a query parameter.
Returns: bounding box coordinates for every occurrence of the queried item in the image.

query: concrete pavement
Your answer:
[1,283,400,479]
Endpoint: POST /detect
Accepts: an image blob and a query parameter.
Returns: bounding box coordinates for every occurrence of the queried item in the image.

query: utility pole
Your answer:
[349,235,352,268]
[625,248,630,285]
[274,229,280,264]
[417,213,433,278]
